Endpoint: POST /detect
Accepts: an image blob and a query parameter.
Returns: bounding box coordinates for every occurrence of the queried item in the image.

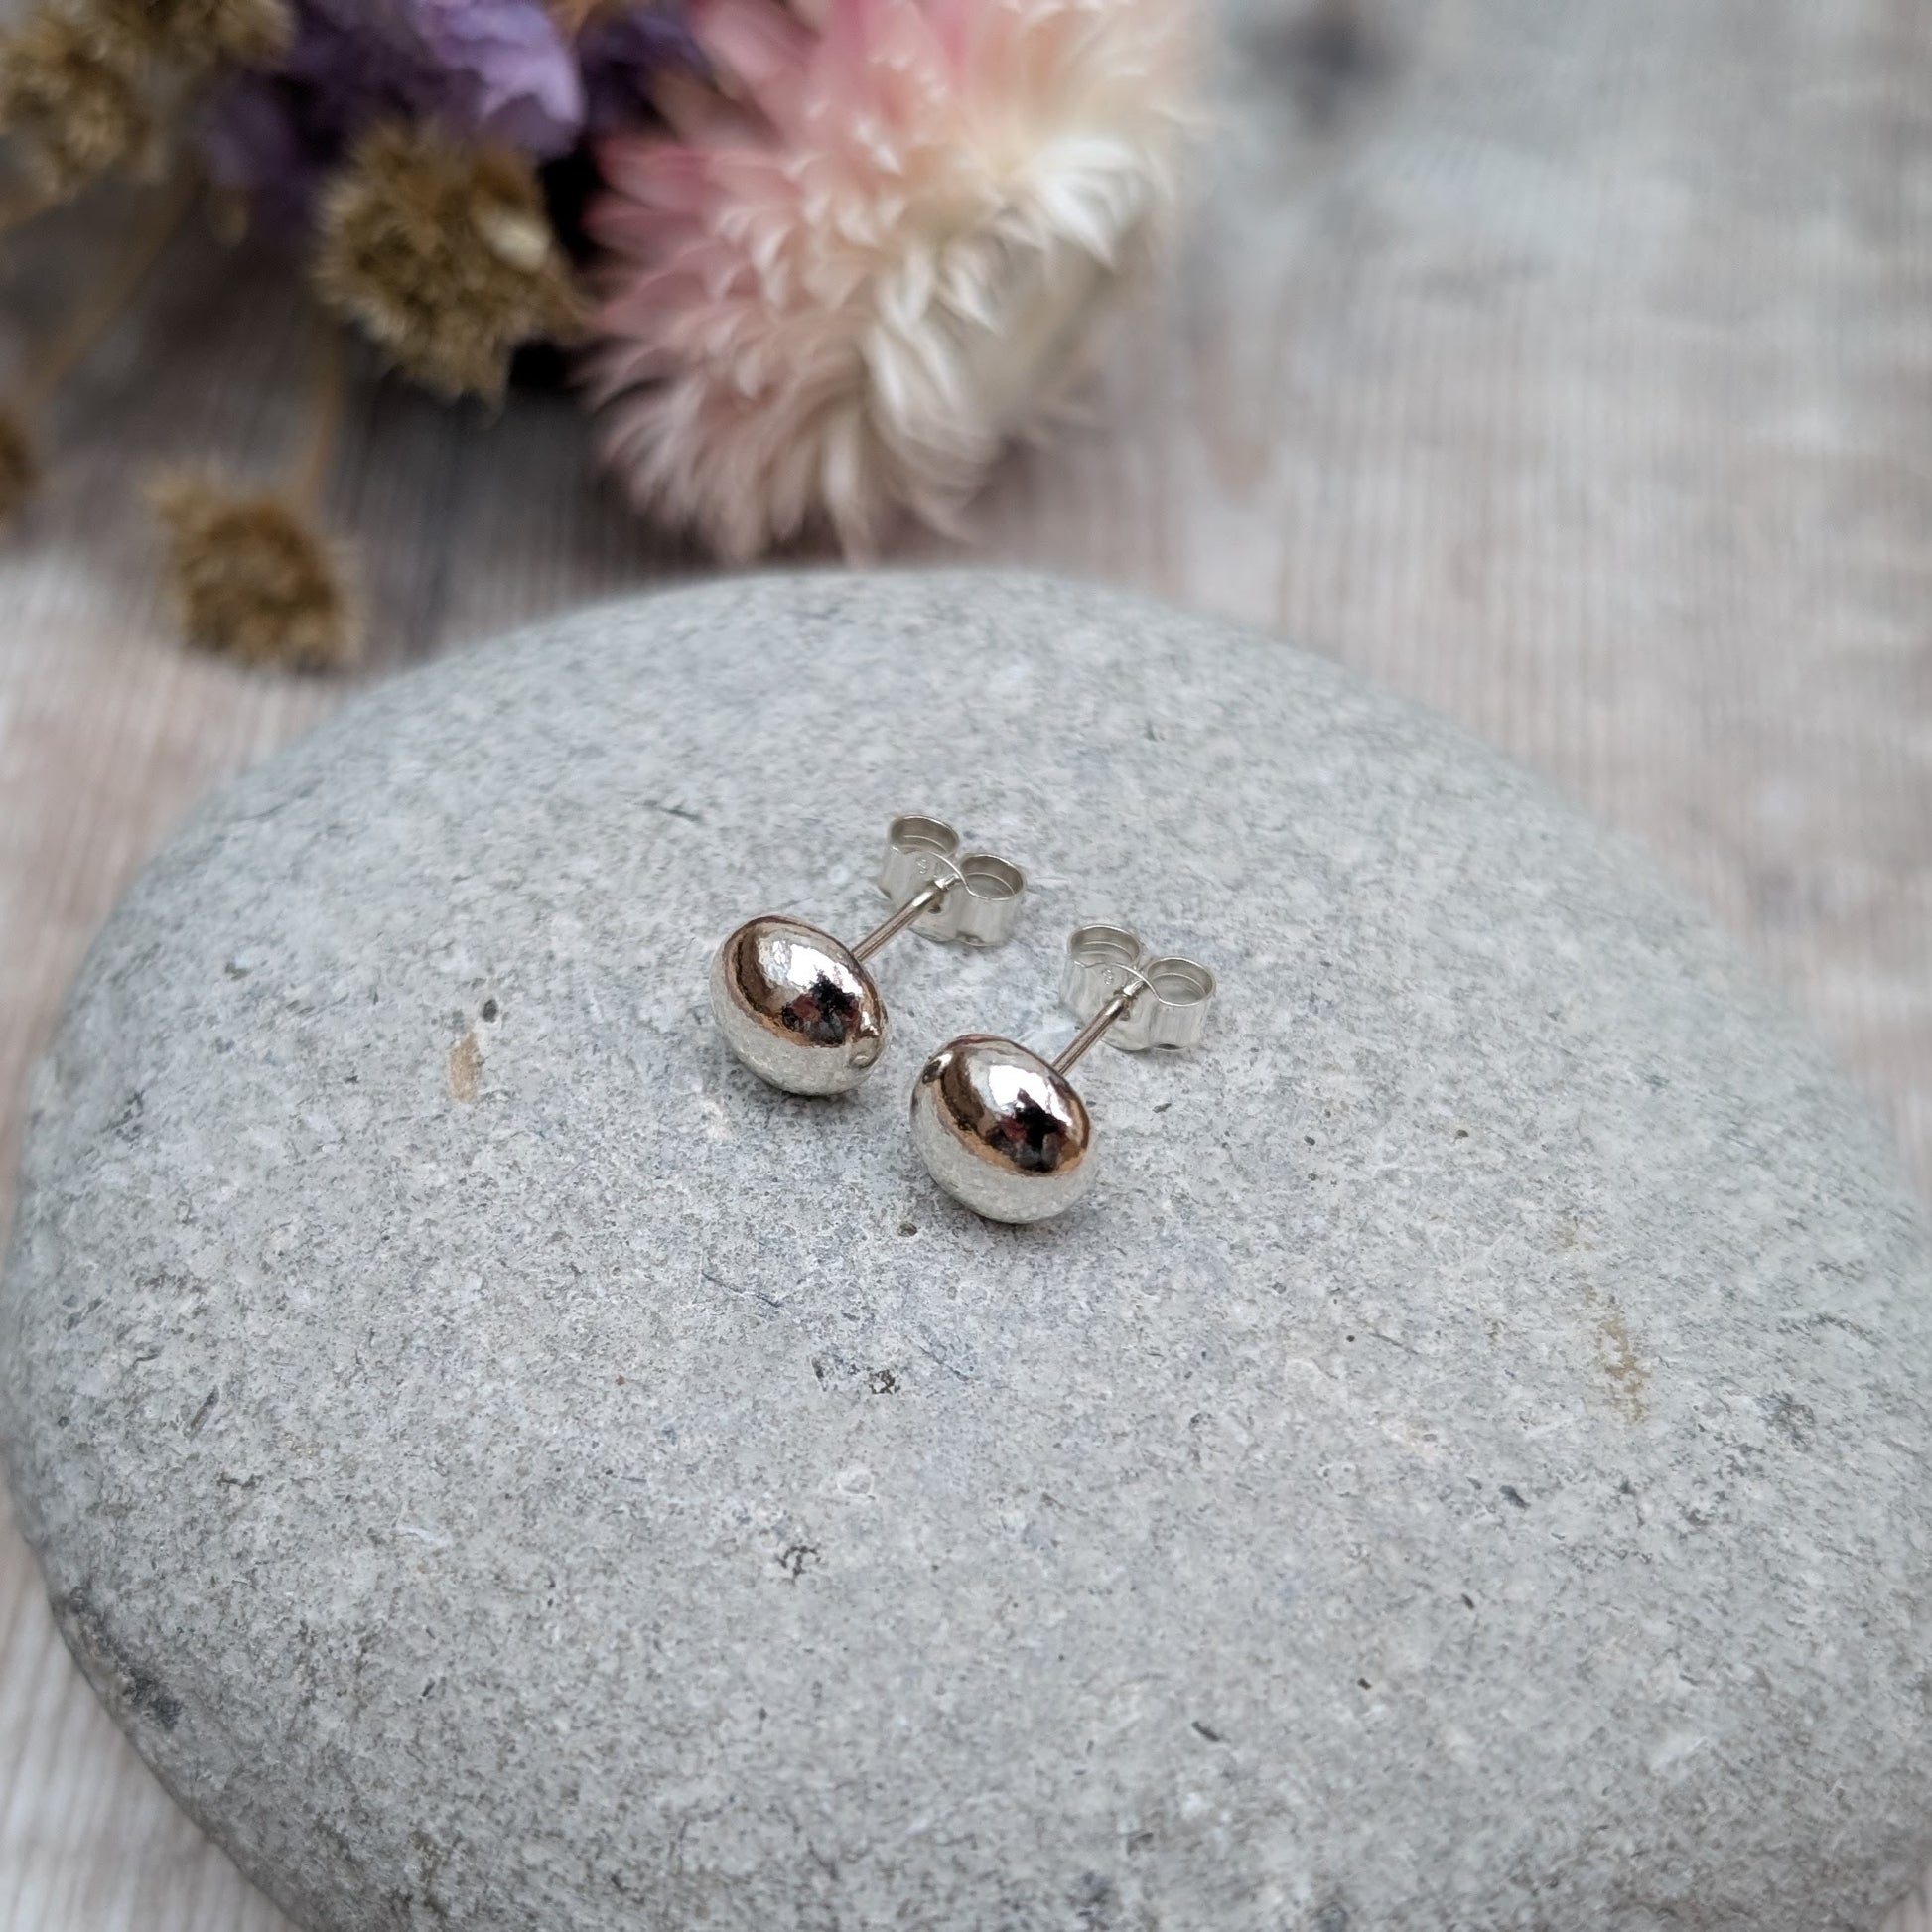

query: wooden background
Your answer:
[3,0,1931,1922]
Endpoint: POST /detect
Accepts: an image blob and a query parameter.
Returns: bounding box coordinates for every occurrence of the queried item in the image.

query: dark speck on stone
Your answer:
[1500,1485,1530,1509]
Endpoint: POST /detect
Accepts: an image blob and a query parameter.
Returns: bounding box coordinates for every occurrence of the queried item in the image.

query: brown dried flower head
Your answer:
[0,408,39,523]
[315,125,584,403]
[91,0,294,68]
[0,5,151,200]
[149,472,362,672]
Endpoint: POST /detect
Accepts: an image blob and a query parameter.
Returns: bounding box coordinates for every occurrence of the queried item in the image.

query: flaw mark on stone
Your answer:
[449,1031,483,1103]
[1574,1276,1649,1422]
[777,1542,819,1581]
[1190,1719,1227,1743]
[57,1587,183,1732]
[1498,1484,1530,1510]
[127,1668,183,1732]
[185,1388,218,1436]
[1762,1391,1816,1449]
[645,800,703,824]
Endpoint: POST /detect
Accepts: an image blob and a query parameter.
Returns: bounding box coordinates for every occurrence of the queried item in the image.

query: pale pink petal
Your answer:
[583,0,1195,559]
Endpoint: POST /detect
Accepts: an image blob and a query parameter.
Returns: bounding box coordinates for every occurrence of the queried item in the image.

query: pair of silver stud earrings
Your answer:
[707,814,1216,1225]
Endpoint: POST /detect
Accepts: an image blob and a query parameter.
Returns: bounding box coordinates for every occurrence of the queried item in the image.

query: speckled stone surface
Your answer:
[4,572,1930,1932]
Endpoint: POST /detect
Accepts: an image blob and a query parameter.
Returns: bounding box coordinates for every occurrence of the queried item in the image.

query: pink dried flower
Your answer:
[585,0,1194,561]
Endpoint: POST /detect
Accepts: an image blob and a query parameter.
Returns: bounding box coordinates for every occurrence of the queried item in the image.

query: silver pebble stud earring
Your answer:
[709,814,1027,1096]
[910,923,1216,1223]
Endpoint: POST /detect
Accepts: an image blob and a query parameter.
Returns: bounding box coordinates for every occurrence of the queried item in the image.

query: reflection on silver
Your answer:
[708,917,886,1097]
[909,1036,1093,1224]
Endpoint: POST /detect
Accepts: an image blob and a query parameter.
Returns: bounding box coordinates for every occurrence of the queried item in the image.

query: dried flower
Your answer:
[0,6,152,200]
[197,0,633,229]
[314,123,584,399]
[0,408,40,522]
[150,471,361,670]
[585,0,1193,560]
[404,0,584,153]
[91,0,295,68]
[195,10,427,229]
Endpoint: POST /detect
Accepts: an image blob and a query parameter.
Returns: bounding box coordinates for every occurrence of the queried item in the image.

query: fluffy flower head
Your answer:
[150,472,362,671]
[0,6,151,199]
[586,0,1193,560]
[315,122,584,399]
[93,0,295,69]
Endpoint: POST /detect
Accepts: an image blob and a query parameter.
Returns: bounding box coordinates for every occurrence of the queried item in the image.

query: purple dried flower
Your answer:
[198,0,693,226]
[402,0,583,154]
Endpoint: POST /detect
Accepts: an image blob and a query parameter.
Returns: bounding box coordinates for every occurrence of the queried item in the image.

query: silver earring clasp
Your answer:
[870,812,1027,951]
[1057,922,1216,1056]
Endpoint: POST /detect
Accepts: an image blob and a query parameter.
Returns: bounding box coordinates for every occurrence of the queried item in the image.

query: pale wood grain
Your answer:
[2,0,1930,1923]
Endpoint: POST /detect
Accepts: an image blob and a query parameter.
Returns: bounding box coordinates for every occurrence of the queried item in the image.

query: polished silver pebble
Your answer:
[708,814,1026,1097]
[709,917,886,1097]
[910,924,1216,1223]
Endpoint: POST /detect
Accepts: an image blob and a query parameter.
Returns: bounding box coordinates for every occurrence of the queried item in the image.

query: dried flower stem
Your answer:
[0,177,61,232]
[288,316,345,512]
[0,166,196,523]
[16,165,196,411]
[149,309,363,672]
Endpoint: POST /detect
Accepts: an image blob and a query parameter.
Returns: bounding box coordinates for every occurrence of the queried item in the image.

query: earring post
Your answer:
[850,879,949,962]
[1053,982,1142,1073]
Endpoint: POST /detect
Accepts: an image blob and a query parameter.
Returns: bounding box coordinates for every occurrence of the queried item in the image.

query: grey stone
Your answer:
[3,571,1930,1932]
